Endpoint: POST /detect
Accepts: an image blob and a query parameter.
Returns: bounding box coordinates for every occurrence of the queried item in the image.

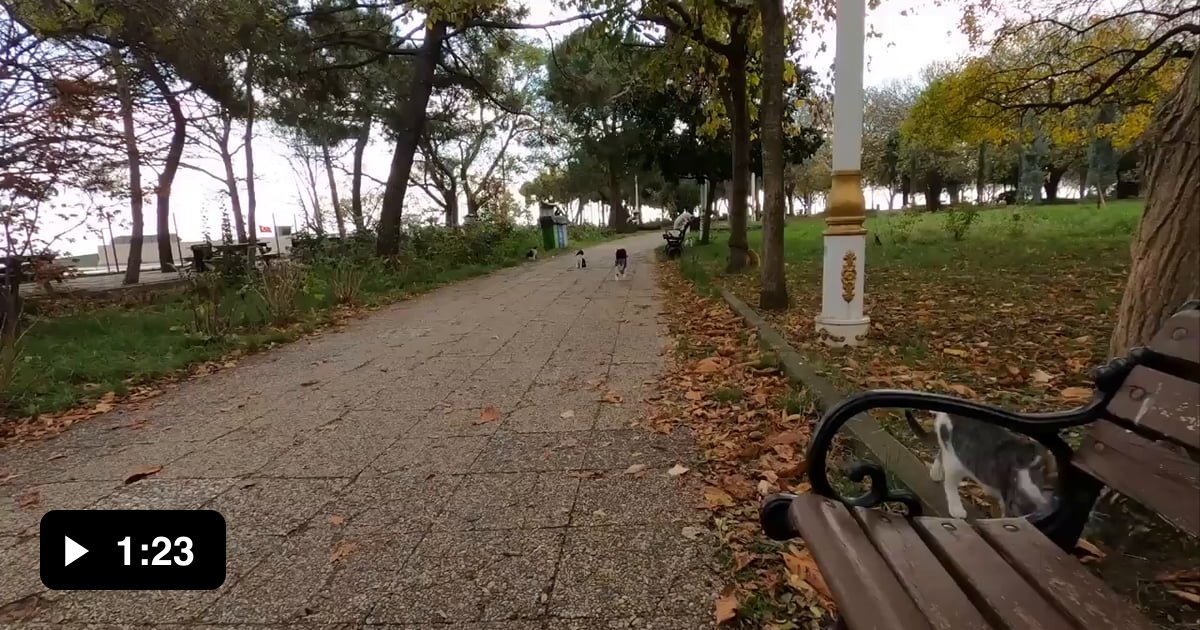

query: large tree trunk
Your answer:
[1109,54,1200,356]
[1044,165,1067,202]
[901,174,912,208]
[114,52,143,285]
[244,54,258,253]
[141,58,182,271]
[701,178,715,245]
[218,114,247,243]
[758,0,788,310]
[725,18,751,272]
[322,143,346,237]
[924,170,943,211]
[975,142,987,204]
[377,21,447,256]
[350,113,370,232]
[606,161,628,230]
[947,182,962,205]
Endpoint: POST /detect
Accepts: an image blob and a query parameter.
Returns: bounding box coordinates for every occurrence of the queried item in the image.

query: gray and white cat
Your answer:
[905,410,1054,518]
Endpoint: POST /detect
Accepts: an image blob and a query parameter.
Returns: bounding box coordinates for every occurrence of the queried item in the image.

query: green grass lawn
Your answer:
[3,225,620,419]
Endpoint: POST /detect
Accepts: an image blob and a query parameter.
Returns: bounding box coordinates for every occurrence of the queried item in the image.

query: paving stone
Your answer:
[551,617,714,629]
[0,536,42,609]
[322,410,423,440]
[0,480,118,536]
[572,473,703,527]
[362,435,490,478]
[42,441,197,483]
[551,526,717,619]
[504,405,596,434]
[368,529,563,624]
[585,430,697,471]
[92,479,236,510]
[207,478,349,535]
[407,407,506,438]
[471,431,589,473]
[317,475,459,533]
[260,433,394,478]
[160,429,300,479]
[432,472,578,531]
[203,529,420,624]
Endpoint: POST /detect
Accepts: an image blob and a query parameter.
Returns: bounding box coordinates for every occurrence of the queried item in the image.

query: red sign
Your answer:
[259,225,272,233]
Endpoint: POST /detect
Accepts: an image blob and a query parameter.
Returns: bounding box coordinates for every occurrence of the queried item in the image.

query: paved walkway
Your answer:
[1,233,718,629]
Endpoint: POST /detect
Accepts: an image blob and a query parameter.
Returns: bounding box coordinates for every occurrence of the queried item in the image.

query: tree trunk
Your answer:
[114,52,143,285]
[377,21,447,256]
[445,182,460,227]
[901,174,911,208]
[1044,165,1066,202]
[785,183,795,216]
[924,170,943,211]
[244,54,258,254]
[758,0,788,309]
[141,58,182,271]
[322,143,346,237]
[606,161,628,230]
[218,114,246,243]
[975,142,987,204]
[701,178,715,245]
[725,19,751,272]
[1109,54,1200,356]
[350,113,370,232]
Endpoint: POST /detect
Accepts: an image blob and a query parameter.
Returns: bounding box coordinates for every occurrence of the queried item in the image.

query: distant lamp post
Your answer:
[815,0,870,346]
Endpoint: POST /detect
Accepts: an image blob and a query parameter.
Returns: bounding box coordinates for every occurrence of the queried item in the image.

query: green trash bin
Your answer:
[539,216,556,251]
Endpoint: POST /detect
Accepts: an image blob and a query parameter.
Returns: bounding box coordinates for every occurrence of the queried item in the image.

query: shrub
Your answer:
[942,206,980,241]
[886,211,920,243]
[185,272,238,340]
[1007,212,1027,239]
[327,260,367,306]
[255,262,305,325]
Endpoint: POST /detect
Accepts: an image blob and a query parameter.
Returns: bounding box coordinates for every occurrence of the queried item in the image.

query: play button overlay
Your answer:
[40,509,226,590]
[63,536,88,566]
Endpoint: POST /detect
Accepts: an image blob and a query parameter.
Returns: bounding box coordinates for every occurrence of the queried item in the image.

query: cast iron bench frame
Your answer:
[760,300,1200,628]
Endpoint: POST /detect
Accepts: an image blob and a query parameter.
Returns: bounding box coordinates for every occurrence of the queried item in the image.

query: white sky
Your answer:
[57,0,974,257]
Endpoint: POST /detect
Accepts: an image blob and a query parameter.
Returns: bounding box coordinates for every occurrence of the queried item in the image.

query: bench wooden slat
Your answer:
[852,508,989,630]
[790,495,931,629]
[1075,421,1200,537]
[974,518,1154,630]
[1150,308,1200,366]
[1106,366,1200,451]
[913,517,1076,630]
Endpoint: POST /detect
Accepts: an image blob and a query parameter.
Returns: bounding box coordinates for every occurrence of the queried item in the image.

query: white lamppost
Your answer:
[815,0,870,346]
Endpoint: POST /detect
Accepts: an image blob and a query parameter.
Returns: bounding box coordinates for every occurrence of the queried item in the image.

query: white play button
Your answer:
[64,536,88,566]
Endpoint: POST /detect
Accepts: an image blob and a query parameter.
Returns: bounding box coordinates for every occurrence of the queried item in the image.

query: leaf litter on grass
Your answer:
[645,261,836,627]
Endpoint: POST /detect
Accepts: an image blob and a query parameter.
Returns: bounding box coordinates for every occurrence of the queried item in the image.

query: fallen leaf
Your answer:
[685,390,704,401]
[947,384,977,398]
[327,515,347,527]
[681,526,706,540]
[667,463,690,477]
[123,465,164,485]
[17,489,40,508]
[624,464,648,476]
[0,473,20,484]
[1030,369,1054,384]
[1168,590,1200,606]
[1059,387,1093,402]
[942,348,969,358]
[47,453,67,461]
[328,540,358,564]
[1156,569,1200,583]
[300,380,320,387]
[560,410,575,419]
[703,486,735,508]
[602,390,623,404]
[0,594,44,623]
[1074,538,1106,562]
[782,546,834,602]
[476,406,501,424]
[93,402,115,414]
[765,430,805,446]
[695,357,722,373]
[715,593,738,624]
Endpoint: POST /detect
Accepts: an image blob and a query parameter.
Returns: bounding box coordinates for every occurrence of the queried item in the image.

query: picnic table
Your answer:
[189,242,276,272]
[760,301,1200,629]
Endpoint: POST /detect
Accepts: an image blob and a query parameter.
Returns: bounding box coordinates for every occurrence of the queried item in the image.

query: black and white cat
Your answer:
[905,410,1053,518]
[526,248,538,260]
[614,248,629,280]
[576,250,587,268]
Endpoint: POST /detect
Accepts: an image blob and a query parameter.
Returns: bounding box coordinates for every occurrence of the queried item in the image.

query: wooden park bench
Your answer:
[760,301,1200,629]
